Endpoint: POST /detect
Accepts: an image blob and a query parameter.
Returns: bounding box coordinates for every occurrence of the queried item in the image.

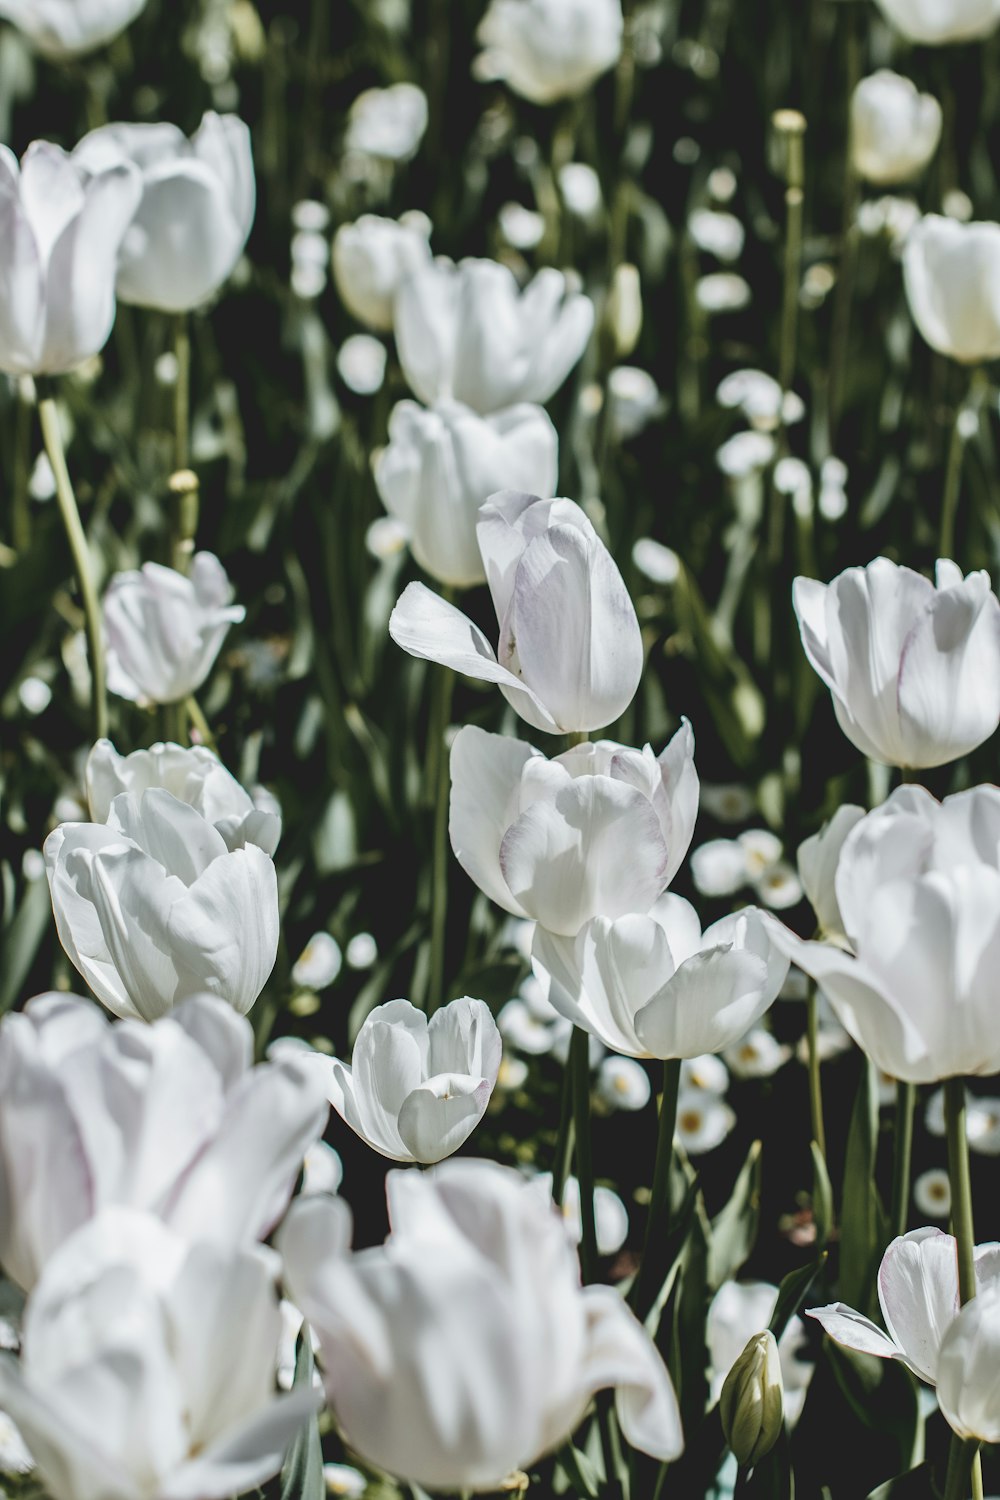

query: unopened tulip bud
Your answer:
[720,1330,784,1467]
[605,263,643,359]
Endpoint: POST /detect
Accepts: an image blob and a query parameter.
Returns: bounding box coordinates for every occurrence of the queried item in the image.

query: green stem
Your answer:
[806,983,826,1160]
[944,1438,981,1500]
[425,663,455,1015]
[945,1077,977,1304]
[160,700,186,746]
[890,1080,915,1241]
[939,405,966,561]
[174,313,190,474]
[629,1057,682,1322]
[571,1025,598,1284]
[552,1058,576,1206]
[775,111,806,396]
[185,696,216,753]
[38,395,108,742]
[12,385,30,551]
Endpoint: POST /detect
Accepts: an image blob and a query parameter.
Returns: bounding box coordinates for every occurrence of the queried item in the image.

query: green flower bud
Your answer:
[719,1330,784,1467]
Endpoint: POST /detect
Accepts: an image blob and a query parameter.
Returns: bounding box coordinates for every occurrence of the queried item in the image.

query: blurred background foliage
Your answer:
[1,1,1000,1494]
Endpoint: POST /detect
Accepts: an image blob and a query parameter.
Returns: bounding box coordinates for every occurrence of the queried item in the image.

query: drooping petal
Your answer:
[449,726,540,916]
[580,1286,684,1462]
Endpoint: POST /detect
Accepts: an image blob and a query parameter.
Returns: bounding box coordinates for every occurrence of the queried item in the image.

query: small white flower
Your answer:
[345,932,378,969]
[337,334,387,395]
[723,1028,791,1080]
[696,272,751,313]
[323,1464,367,1498]
[700,783,756,823]
[475,0,623,104]
[691,838,747,897]
[675,1091,736,1154]
[302,1141,344,1197]
[365,516,409,560]
[499,201,546,249]
[716,431,775,477]
[753,860,803,911]
[608,365,662,440]
[18,677,51,715]
[914,1169,951,1220]
[497,1052,529,1090]
[596,1055,652,1112]
[689,208,745,262]
[346,82,428,161]
[558,1174,629,1255]
[632,536,680,585]
[559,162,603,219]
[681,1053,730,1096]
[292,932,343,991]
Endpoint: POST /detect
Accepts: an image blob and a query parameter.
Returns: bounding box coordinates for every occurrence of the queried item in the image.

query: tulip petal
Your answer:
[397,1074,494,1163]
[499,776,668,935]
[897,573,1000,767]
[635,944,774,1060]
[339,1000,429,1160]
[107,788,229,885]
[449,725,540,917]
[389,581,558,731]
[159,1389,321,1500]
[167,846,279,1013]
[878,1230,961,1384]
[580,1286,684,1462]
[806,1303,906,1365]
[427,996,502,1083]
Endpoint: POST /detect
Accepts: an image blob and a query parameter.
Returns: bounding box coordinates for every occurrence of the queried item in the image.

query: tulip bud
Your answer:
[605,263,643,359]
[720,1331,784,1467]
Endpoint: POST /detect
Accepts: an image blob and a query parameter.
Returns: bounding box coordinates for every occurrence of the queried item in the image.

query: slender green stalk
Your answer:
[425,663,455,1016]
[774,110,806,397]
[629,1058,682,1322]
[571,1025,599,1284]
[160,700,186,746]
[945,1077,977,1304]
[806,983,826,1160]
[940,407,966,562]
[12,385,30,551]
[38,395,108,742]
[186,696,216,753]
[552,1058,576,1206]
[890,1080,915,1241]
[943,1438,981,1500]
[173,313,190,473]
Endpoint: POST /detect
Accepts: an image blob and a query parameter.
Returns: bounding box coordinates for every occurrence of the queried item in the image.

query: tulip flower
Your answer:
[903,216,1000,364]
[809,1228,1000,1385]
[390,490,643,735]
[74,112,255,313]
[851,72,942,185]
[279,1160,683,1491]
[448,722,698,936]
[768,784,1000,1082]
[937,1288,1000,1441]
[394,258,593,414]
[332,211,431,331]
[721,1331,784,1467]
[873,0,1000,45]
[44,787,279,1021]
[0,0,148,57]
[86,739,281,855]
[375,400,558,588]
[796,804,865,943]
[793,557,1000,768]
[0,141,141,376]
[474,0,623,104]
[345,82,428,162]
[104,551,244,706]
[709,1282,813,1424]
[0,991,328,1289]
[317,997,501,1164]
[0,1210,321,1500]
[532,893,787,1058]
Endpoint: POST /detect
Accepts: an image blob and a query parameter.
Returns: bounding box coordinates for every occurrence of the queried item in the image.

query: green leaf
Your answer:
[708,1139,763,1290]
[839,1060,881,1316]
[279,1332,324,1500]
[746,1424,794,1500]
[768,1253,827,1346]
[811,1142,834,1250]
[866,1463,936,1499]
[556,1442,601,1499]
[0,876,52,1018]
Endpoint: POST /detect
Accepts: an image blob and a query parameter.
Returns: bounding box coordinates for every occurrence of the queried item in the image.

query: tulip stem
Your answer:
[425,661,455,1015]
[889,1080,915,1241]
[774,110,806,397]
[939,366,988,559]
[38,393,108,743]
[806,983,826,1160]
[629,1057,681,1323]
[943,1438,981,1500]
[945,1077,977,1306]
[12,384,30,552]
[571,1025,599,1284]
[186,696,216,753]
[174,313,190,473]
[552,1057,576,1206]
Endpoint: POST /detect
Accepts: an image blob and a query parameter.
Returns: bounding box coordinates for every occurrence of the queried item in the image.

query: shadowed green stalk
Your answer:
[775,109,806,398]
[12,385,30,551]
[38,392,108,742]
[425,660,455,1015]
[552,1057,576,1207]
[943,1076,982,1500]
[571,1025,598,1284]
[940,367,987,559]
[629,1057,681,1322]
[806,982,826,1161]
[890,1080,915,1241]
[174,312,190,473]
[827,1,860,444]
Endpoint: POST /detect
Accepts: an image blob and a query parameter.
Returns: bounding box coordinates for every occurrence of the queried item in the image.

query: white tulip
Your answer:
[767,784,1000,1083]
[0,141,141,376]
[533,893,787,1058]
[318,997,501,1164]
[375,400,558,588]
[0,991,328,1289]
[86,738,281,855]
[104,552,244,706]
[794,557,1000,768]
[796,804,865,942]
[394,258,593,414]
[345,82,428,161]
[448,722,698,936]
[709,1281,813,1425]
[44,787,279,1021]
[0,1210,320,1500]
[475,0,623,104]
[74,112,255,313]
[851,72,941,185]
[873,0,1000,45]
[332,212,431,331]
[903,216,1000,364]
[390,490,643,734]
[937,1288,1000,1441]
[279,1160,683,1491]
[0,0,147,57]
[809,1228,1000,1385]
